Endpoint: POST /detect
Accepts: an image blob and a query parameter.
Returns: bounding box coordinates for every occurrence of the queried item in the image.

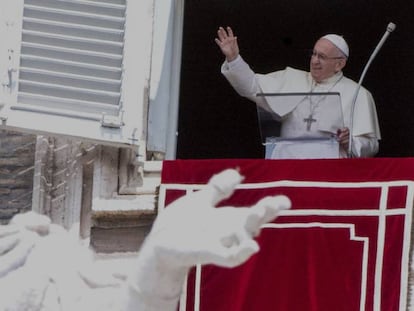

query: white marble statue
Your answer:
[0,168,291,311]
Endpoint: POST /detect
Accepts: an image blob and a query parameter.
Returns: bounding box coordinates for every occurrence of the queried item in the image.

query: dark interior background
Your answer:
[176,0,414,159]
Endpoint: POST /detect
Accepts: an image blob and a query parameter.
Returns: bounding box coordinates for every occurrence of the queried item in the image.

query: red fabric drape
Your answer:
[160,158,414,311]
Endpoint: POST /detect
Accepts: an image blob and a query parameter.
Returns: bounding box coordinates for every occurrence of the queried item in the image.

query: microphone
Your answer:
[348,22,396,157]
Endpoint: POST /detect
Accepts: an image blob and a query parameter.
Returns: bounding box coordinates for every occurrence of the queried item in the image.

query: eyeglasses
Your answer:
[309,50,345,62]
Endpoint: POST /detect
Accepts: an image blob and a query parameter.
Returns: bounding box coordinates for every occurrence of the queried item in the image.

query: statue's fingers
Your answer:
[245,195,291,236]
[0,232,19,255]
[207,168,244,205]
[203,239,259,268]
[220,231,240,248]
[0,224,19,239]
[0,231,37,278]
[254,195,291,223]
[163,169,243,212]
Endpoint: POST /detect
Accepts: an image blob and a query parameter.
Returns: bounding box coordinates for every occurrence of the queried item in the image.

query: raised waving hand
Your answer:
[215,26,240,62]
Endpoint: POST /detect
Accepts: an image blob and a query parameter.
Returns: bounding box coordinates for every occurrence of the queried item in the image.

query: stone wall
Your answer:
[31,136,97,230]
[0,131,158,252]
[0,130,36,224]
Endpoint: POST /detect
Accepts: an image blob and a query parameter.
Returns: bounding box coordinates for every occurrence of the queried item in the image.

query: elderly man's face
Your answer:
[309,38,346,83]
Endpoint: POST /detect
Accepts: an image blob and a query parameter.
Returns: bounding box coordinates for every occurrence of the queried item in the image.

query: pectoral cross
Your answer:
[303,115,316,131]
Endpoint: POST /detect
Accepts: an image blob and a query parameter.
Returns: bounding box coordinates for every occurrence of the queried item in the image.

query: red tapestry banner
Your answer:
[159,158,414,311]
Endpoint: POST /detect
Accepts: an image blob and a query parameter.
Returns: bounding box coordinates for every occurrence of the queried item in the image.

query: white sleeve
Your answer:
[351,135,379,158]
[220,56,267,107]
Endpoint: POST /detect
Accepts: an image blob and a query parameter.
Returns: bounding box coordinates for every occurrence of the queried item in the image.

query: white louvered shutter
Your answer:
[0,0,152,148]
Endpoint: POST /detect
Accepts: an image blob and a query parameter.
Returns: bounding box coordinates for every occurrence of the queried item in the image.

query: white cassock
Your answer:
[221,55,381,158]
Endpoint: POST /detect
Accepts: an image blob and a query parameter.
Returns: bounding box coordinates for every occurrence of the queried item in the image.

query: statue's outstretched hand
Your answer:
[147,169,291,269]
[0,212,51,278]
[215,26,240,62]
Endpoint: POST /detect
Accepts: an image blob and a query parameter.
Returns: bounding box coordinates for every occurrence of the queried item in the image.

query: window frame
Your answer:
[0,0,154,149]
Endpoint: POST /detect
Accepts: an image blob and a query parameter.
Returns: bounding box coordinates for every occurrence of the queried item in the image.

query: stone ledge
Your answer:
[90,196,158,253]
[91,209,156,228]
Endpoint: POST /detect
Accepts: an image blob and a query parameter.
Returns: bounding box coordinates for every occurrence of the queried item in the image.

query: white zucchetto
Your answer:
[322,34,349,58]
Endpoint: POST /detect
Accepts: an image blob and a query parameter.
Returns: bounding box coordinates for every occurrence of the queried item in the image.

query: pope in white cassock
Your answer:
[215,26,381,158]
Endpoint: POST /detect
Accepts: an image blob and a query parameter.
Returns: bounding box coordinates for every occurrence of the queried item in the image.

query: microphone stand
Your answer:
[347,22,396,157]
